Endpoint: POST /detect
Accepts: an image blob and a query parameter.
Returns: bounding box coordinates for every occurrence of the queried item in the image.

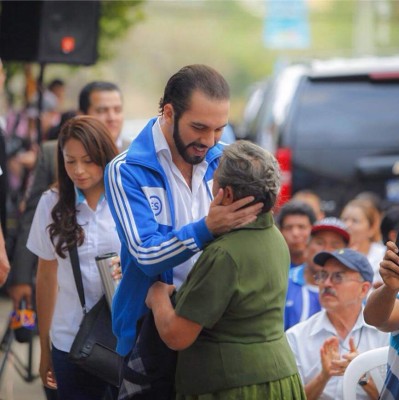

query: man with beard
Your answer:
[105,64,263,357]
[286,248,389,400]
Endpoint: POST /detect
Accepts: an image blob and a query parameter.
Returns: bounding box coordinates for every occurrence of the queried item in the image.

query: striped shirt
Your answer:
[380,331,399,399]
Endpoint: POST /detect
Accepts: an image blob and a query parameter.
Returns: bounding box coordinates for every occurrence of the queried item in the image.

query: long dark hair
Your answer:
[48,116,118,258]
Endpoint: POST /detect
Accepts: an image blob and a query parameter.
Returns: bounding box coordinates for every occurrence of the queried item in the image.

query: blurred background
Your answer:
[0,1,399,398]
[3,0,399,124]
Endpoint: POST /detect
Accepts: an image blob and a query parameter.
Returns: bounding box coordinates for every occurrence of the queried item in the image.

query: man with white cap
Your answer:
[286,248,389,400]
[285,217,350,330]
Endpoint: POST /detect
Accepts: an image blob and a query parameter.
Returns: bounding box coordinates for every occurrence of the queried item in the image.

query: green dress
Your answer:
[174,213,305,400]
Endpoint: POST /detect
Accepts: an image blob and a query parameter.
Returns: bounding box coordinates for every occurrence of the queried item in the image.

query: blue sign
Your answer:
[264,0,310,49]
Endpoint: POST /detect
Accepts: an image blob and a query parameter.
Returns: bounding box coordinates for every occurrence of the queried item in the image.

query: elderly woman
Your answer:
[146,140,305,400]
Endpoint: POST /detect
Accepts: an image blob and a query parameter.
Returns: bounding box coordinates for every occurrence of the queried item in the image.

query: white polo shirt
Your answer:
[27,189,121,352]
[153,119,212,288]
[286,308,389,400]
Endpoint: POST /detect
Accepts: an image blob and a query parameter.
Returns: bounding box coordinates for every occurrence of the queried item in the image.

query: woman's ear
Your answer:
[223,186,234,205]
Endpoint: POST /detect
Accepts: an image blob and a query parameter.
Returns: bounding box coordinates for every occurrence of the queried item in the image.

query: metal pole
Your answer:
[36,63,46,145]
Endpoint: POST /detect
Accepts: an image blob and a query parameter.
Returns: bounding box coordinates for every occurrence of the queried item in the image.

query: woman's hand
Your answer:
[39,346,57,389]
[110,256,122,282]
[146,282,175,309]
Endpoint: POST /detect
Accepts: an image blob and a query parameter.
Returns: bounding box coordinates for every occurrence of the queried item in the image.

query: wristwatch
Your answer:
[358,373,370,386]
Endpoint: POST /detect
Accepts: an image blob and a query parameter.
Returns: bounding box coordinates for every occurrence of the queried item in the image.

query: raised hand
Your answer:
[380,241,399,291]
[331,337,359,376]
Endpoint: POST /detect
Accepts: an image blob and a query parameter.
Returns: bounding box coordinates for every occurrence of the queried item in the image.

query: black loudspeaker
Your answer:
[0,1,100,65]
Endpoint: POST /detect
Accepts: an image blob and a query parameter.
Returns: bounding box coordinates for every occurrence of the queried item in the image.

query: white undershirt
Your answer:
[153,118,212,288]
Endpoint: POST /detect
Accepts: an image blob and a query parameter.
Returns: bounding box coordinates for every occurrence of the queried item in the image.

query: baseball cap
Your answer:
[313,248,374,283]
[311,217,350,244]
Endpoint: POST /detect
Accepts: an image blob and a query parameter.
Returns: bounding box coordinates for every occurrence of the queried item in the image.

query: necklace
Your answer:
[338,326,364,352]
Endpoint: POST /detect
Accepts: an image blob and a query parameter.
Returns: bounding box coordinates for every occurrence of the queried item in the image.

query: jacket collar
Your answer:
[238,212,274,230]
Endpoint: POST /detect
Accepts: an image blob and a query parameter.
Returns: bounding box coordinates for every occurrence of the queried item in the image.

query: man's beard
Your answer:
[173,118,210,165]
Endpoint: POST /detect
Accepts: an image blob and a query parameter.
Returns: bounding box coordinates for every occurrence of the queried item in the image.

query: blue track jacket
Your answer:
[105,118,223,355]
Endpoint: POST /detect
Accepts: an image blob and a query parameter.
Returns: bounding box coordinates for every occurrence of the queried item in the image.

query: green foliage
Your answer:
[98,0,145,61]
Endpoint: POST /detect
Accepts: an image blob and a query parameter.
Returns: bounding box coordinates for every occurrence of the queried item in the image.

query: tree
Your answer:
[99,0,145,61]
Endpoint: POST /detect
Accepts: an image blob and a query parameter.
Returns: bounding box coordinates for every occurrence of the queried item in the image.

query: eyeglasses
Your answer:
[313,270,364,285]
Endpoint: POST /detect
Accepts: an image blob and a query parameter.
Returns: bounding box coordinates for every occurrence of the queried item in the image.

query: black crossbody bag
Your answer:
[118,288,177,400]
[68,245,123,388]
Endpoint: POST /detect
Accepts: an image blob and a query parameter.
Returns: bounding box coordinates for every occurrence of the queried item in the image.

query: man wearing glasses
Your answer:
[286,248,389,400]
[284,217,350,331]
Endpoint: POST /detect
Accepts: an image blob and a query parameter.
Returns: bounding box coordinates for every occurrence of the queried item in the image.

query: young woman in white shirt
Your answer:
[27,116,120,400]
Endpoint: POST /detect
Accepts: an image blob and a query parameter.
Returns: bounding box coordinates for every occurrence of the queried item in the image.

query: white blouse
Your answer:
[27,189,121,352]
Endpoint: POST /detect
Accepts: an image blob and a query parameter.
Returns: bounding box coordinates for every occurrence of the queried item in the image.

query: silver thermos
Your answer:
[95,252,121,309]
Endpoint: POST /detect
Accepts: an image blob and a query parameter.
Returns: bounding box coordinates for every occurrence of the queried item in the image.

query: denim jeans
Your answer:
[51,345,110,400]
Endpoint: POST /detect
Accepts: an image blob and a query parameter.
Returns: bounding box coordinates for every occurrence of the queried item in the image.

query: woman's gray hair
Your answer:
[217,140,281,213]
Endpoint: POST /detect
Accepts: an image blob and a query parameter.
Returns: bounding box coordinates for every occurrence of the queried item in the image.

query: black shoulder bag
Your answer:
[118,288,177,400]
[68,245,123,388]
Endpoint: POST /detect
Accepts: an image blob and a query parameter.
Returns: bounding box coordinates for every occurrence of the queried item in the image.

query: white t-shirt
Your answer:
[153,119,212,289]
[286,309,389,400]
[27,189,121,352]
[367,241,386,283]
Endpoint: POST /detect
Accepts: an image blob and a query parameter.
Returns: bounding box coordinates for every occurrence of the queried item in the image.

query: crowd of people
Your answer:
[0,63,398,400]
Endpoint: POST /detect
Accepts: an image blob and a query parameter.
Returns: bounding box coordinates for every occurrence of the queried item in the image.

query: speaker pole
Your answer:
[36,62,46,146]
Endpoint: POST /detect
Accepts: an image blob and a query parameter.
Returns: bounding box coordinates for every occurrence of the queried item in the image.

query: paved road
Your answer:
[0,296,45,400]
